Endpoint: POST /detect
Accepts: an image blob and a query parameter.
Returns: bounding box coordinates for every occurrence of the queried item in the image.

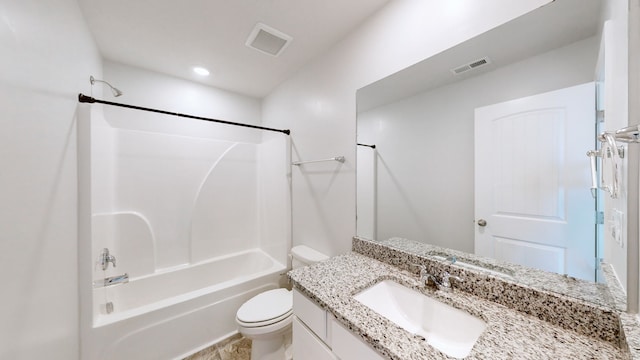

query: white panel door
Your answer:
[475,82,596,281]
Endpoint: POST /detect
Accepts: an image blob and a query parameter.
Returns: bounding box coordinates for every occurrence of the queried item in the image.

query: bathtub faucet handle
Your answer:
[99,248,117,270]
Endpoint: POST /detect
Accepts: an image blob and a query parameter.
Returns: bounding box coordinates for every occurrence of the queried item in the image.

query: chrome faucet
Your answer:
[94,273,129,288]
[412,263,463,291]
[99,248,116,270]
[412,263,441,289]
[439,272,464,291]
[411,263,429,282]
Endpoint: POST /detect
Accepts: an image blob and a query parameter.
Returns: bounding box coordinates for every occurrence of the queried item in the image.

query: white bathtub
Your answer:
[84,249,286,360]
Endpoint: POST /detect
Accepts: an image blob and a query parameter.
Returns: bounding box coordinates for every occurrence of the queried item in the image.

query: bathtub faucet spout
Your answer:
[94,273,129,288]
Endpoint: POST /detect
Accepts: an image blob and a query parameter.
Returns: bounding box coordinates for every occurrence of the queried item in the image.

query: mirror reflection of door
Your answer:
[355,0,606,284]
[474,83,596,281]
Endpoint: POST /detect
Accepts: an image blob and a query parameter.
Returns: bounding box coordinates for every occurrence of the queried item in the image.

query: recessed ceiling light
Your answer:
[193,67,210,76]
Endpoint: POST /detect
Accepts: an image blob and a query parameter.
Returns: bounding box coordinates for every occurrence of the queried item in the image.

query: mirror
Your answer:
[356,0,614,304]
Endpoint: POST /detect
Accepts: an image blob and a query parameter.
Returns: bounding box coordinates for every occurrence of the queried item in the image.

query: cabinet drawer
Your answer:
[293,289,328,343]
[293,317,338,360]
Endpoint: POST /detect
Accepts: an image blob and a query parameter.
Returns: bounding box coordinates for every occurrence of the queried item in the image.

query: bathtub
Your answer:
[84,249,286,360]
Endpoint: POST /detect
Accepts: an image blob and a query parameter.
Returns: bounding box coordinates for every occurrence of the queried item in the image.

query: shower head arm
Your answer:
[89,75,123,97]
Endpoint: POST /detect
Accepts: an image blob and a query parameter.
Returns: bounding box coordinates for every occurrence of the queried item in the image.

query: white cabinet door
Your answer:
[293,289,328,343]
[292,317,337,360]
[330,317,385,360]
[475,82,596,281]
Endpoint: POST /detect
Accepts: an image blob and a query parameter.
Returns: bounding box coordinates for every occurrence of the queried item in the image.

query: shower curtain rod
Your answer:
[357,143,376,149]
[78,94,291,135]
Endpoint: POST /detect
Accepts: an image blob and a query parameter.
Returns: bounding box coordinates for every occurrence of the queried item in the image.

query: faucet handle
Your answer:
[441,272,464,288]
[98,248,117,270]
[409,262,427,274]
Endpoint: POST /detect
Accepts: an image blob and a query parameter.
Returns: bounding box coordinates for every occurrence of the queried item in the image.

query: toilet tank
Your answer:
[290,245,329,269]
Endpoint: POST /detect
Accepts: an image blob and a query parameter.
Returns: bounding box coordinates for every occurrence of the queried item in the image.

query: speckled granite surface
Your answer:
[289,252,628,359]
[602,263,640,359]
[375,237,616,308]
[353,236,622,345]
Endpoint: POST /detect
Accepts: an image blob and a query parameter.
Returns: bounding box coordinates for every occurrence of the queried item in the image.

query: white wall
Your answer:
[0,0,102,359]
[598,0,630,292]
[102,61,263,140]
[262,0,552,256]
[631,0,640,314]
[357,36,598,253]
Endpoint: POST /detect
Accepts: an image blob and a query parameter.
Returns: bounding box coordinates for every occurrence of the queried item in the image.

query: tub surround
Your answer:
[287,238,636,359]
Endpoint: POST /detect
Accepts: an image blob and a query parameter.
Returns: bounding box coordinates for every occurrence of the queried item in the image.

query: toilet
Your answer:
[236,245,329,360]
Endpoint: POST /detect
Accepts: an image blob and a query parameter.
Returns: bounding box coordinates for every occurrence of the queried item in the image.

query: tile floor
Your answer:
[183,334,251,360]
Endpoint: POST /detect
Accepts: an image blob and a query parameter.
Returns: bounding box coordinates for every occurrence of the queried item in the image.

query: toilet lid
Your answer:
[237,288,292,323]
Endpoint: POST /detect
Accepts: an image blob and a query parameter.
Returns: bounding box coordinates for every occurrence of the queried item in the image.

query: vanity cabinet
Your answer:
[292,289,385,360]
[292,289,336,360]
[292,318,336,360]
[330,320,385,360]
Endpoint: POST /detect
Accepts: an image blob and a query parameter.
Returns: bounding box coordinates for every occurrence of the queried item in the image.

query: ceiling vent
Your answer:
[450,56,492,75]
[246,23,292,57]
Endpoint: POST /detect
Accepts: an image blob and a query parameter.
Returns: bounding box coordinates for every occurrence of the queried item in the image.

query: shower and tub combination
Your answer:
[77,79,292,360]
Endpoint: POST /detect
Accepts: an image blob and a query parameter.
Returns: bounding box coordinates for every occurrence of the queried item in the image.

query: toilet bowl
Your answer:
[236,245,328,360]
[236,288,293,360]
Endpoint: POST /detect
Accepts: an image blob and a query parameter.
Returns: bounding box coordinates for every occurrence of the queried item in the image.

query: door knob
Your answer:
[477,219,487,227]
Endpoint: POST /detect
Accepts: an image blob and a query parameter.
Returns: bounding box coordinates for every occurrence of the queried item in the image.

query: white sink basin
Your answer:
[354,280,486,359]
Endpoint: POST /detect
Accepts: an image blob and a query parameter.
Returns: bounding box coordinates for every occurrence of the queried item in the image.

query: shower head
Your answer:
[111,86,123,97]
[90,75,123,97]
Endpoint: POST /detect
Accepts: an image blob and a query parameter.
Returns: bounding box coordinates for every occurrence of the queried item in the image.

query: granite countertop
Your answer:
[379,237,616,309]
[352,237,622,345]
[289,252,627,360]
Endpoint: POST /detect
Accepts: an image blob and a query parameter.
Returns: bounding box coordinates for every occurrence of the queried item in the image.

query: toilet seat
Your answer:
[236,288,292,328]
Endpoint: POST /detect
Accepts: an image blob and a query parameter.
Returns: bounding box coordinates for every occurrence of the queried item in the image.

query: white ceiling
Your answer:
[357,0,603,112]
[78,0,390,98]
